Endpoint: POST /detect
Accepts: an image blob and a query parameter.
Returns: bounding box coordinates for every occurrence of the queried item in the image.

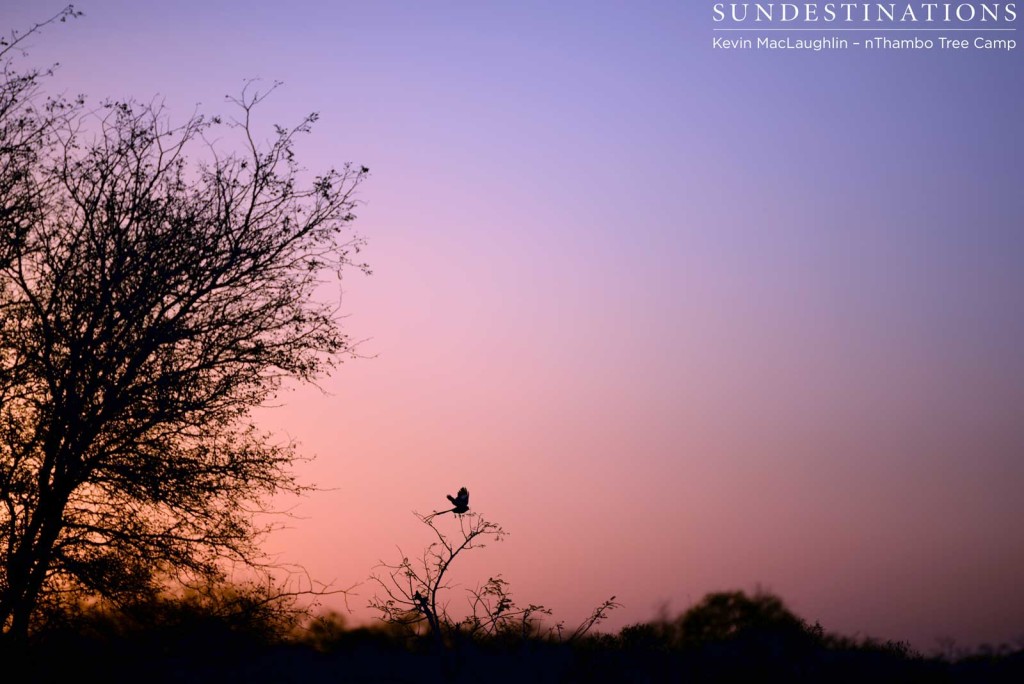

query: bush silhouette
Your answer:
[678,590,810,644]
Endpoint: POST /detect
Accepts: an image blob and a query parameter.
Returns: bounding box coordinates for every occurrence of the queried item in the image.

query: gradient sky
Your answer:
[5,1,1022,651]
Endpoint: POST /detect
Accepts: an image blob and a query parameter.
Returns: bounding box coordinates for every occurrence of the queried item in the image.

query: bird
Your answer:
[447,486,469,513]
[425,487,469,521]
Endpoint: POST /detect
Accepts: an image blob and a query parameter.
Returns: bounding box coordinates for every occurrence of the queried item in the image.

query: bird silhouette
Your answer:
[425,487,469,521]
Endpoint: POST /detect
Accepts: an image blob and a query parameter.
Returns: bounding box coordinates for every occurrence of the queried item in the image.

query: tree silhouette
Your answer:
[370,511,506,647]
[369,506,618,649]
[0,9,368,640]
[676,590,810,645]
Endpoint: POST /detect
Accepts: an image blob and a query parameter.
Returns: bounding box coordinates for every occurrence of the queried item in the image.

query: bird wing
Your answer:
[455,487,469,506]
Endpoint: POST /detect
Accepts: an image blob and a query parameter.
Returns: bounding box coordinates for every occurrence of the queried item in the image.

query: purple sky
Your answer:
[6,1,1022,651]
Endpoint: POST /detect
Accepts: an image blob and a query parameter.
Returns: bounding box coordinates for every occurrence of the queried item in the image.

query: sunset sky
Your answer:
[5,1,1022,650]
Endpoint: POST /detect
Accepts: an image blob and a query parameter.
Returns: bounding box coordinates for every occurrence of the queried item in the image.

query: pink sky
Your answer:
[6,1,1022,650]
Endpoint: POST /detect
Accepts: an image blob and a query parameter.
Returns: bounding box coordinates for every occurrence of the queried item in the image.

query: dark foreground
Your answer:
[12,631,1024,684]
[7,592,1022,683]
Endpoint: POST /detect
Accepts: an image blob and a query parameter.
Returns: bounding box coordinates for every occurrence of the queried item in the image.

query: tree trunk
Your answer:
[1,499,67,640]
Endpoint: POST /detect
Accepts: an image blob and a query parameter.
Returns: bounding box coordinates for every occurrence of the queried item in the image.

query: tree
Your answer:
[676,591,809,645]
[369,510,618,648]
[0,9,369,640]
[370,512,509,647]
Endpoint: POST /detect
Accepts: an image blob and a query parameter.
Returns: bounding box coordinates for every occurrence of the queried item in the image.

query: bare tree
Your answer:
[0,9,368,640]
[370,512,506,647]
[369,511,619,648]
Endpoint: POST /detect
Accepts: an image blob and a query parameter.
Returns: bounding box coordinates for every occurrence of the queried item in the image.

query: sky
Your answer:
[4,1,1022,651]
